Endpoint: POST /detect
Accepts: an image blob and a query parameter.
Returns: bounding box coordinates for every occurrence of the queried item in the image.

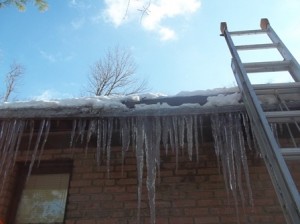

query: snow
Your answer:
[0,89,243,111]
[0,96,127,109]
[204,92,241,107]
[176,86,239,97]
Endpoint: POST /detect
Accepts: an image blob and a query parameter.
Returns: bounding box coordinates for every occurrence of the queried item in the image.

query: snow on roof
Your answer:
[2,86,295,119]
[0,89,241,111]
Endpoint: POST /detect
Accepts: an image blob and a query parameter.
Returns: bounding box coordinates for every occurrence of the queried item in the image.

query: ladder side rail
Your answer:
[263,23,300,82]
[231,58,300,224]
[222,27,300,223]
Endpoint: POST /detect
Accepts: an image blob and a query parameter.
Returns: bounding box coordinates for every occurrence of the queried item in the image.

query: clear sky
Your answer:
[0,0,299,100]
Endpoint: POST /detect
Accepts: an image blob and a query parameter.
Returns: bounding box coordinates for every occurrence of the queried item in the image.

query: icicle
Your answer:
[102,119,107,158]
[12,120,26,167]
[134,117,145,224]
[211,112,254,223]
[241,113,253,151]
[172,116,179,169]
[121,118,131,175]
[37,119,51,165]
[154,117,161,182]
[0,121,10,171]
[75,119,86,144]
[85,119,97,153]
[0,121,10,154]
[25,120,35,163]
[69,119,77,148]
[185,115,193,161]
[178,116,185,151]
[199,115,204,145]
[236,113,253,207]
[28,119,46,178]
[106,118,113,177]
[144,117,158,224]
[161,116,169,154]
[0,120,25,194]
[193,115,199,162]
[0,120,17,193]
[211,114,223,175]
[96,119,102,165]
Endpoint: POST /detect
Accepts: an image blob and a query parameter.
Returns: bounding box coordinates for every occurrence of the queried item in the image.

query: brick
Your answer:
[169,217,194,224]
[104,186,126,193]
[173,199,196,208]
[117,178,137,185]
[76,219,96,224]
[2,143,293,224]
[184,208,209,216]
[70,180,92,187]
[195,217,220,224]
[68,195,90,202]
[80,186,103,194]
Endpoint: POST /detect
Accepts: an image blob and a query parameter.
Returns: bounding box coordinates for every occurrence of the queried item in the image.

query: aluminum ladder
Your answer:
[220,18,300,223]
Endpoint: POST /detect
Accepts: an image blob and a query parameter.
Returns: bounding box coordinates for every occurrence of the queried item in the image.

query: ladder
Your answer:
[220,18,300,223]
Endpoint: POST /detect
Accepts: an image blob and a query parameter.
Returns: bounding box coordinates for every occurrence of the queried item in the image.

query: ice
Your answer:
[185,115,193,160]
[134,117,145,224]
[25,120,35,163]
[13,120,26,167]
[211,112,254,222]
[28,119,46,178]
[85,119,97,153]
[179,116,185,151]
[0,120,26,192]
[106,118,113,177]
[193,115,199,162]
[38,119,51,165]
[161,117,170,154]
[0,110,257,224]
[172,116,179,168]
[241,113,253,151]
[96,119,102,165]
[78,119,87,144]
[154,117,161,181]
[121,118,131,175]
[144,117,158,224]
[69,119,77,148]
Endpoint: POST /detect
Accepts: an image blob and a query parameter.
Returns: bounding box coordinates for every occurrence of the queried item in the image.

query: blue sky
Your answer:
[0,0,299,100]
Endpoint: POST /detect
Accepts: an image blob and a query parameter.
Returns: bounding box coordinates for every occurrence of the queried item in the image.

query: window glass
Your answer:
[15,173,70,224]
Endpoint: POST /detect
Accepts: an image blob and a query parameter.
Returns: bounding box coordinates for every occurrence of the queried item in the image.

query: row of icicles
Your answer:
[0,112,265,223]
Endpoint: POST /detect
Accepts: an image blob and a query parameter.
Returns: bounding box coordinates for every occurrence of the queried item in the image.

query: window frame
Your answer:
[7,159,73,224]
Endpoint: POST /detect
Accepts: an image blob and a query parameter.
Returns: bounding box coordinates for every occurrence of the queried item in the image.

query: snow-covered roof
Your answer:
[0,86,299,119]
[0,89,244,118]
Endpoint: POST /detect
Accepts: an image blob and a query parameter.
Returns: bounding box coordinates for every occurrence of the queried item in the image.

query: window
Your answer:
[15,173,70,224]
[8,159,72,224]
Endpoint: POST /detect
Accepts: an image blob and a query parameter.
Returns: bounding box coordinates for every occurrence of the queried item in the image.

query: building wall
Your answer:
[1,142,298,224]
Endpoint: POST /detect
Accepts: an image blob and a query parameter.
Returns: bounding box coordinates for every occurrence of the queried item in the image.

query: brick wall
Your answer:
[1,142,299,224]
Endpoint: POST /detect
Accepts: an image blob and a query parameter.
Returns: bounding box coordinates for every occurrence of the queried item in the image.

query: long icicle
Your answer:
[28,119,46,178]
[134,117,145,224]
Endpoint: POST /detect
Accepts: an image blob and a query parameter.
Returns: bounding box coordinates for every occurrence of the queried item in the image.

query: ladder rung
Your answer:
[236,43,278,51]
[281,148,300,160]
[229,29,267,36]
[243,60,291,73]
[253,82,300,95]
[266,110,300,123]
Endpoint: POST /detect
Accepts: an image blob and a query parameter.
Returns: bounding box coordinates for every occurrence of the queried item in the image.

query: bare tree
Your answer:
[0,0,48,11]
[2,62,24,102]
[88,47,148,96]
